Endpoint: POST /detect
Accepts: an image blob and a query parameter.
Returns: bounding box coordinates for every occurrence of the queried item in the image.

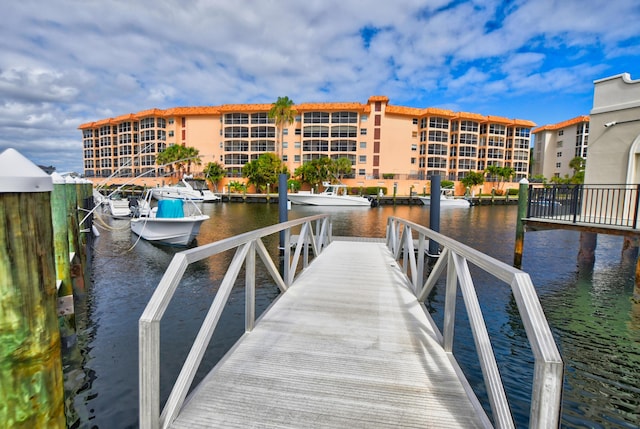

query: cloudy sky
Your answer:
[1,0,639,173]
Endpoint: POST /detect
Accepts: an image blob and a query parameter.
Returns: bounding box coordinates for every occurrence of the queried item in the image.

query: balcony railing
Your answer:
[527,184,640,229]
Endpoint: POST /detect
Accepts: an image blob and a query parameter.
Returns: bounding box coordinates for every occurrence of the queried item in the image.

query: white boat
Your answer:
[130,192,209,246]
[287,182,375,207]
[419,189,470,208]
[150,176,220,202]
[106,195,152,219]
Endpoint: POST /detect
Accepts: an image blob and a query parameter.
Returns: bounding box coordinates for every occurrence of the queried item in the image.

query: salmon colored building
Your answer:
[79,96,534,194]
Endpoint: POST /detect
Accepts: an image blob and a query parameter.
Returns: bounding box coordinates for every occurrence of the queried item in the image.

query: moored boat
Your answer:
[130,192,209,246]
[419,189,470,207]
[150,176,220,202]
[288,182,375,207]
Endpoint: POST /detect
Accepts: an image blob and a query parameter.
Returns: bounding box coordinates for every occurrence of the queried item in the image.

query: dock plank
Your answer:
[169,241,487,428]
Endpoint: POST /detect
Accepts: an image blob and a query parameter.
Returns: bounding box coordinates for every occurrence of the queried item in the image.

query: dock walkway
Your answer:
[169,240,486,428]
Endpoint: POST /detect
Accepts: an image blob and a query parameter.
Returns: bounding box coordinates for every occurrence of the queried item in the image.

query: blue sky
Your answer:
[1,0,639,173]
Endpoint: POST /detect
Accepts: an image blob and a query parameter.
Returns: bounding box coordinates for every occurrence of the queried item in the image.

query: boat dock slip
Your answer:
[140,215,563,429]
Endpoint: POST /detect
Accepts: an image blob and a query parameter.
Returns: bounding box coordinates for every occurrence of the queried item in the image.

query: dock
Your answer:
[170,240,484,428]
[140,215,563,429]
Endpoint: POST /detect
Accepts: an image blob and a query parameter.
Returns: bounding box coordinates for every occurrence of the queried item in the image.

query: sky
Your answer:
[1,0,639,173]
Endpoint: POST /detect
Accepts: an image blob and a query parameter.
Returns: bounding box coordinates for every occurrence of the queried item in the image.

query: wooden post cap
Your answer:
[0,148,53,192]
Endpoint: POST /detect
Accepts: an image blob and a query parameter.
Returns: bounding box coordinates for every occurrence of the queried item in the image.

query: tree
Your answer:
[294,157,332,188]
[242,153,288,192]
[203,162,226,192]
[183,146,202,175]
[156,144,185,177]
[460,171,485,195]
[268,96,296,159]
[155,144,201,178]
[330,157,353,180]
[485,165,514,191]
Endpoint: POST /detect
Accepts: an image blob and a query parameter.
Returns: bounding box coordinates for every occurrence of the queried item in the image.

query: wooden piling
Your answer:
[0,148,66,428]
[514,178,529,268]
[577,232,598,269]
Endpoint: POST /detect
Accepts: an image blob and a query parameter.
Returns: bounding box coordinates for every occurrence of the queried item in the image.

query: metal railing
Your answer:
[139,215,332,429]
[528,184,640,229]
[386,217,563,429]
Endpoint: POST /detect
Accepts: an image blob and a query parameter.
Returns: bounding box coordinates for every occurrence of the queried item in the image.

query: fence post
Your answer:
[514,178,529,268]
[0,148,66,428]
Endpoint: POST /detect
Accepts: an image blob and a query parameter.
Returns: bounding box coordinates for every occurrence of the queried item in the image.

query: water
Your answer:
[65,203,640,428]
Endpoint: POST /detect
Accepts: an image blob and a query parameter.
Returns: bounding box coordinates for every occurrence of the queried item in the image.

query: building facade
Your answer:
[584,73,640,184]
[531,116,590,179]
[79,96,534,187]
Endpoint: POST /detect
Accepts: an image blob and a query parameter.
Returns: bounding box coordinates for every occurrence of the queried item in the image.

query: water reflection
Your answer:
[65,203,640,428]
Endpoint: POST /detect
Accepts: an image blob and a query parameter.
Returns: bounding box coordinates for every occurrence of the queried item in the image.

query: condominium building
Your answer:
[531,116,589,179]
[79,96,534,185]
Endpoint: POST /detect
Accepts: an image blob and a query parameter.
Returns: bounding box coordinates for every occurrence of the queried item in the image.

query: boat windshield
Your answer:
[186,179,207,190]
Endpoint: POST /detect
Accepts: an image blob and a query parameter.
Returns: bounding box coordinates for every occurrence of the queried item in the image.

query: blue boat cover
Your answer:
[156,199,184,218]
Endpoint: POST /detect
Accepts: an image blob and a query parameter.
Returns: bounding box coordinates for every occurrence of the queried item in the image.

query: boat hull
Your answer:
[130,215,209,246]
[287,194,372,206]
[418,196,470,207]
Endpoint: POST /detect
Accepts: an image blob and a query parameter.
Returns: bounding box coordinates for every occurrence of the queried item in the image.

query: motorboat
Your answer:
[150,176,220,202]
[106,195,151,219]
[419,189,470,208]
[130,192,209,246]
[287,182,375,207]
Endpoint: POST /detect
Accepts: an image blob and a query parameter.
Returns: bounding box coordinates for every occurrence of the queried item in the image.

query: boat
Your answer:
[419,189,471,207]
[287,182,376,207]
[150,176,220,202]
[106,195,151,219]
[130,192,209,246]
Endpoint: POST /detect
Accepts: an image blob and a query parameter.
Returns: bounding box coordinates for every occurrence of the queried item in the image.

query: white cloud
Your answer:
[1,0,639,171]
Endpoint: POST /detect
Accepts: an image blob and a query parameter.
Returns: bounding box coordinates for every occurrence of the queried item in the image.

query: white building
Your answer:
[532,116,589,180]
[585,73,640,184]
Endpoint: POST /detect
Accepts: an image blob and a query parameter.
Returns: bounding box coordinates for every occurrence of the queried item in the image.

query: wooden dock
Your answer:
[169,240,487,428]
[140,215,562,429]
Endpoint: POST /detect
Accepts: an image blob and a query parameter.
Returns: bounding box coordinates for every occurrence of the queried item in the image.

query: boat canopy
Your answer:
[156,199,184,218]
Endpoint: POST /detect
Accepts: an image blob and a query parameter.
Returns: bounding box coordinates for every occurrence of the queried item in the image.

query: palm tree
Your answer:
[268,96,296,159]
[183,146,202,175]
[203,161,226,192]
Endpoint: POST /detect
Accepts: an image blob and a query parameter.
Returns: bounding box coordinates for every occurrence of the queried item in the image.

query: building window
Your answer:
[361,115,368,121]
[411,144,417,151]
[360,141,366,149]
[359,155,366,163]
[295,128,301,135]
[360,128,367,135]
[558,130,564,136]
[358,169,366,176]
[556,152,562,157]
[429,117,449,129]
[412,131,418,138]
[283,129,288,135]
[283,142,288,148]
[412,118,418,125]
[303,112,330,123]
[283,155,288,161]
[294,155,300,162]
[331,112,358,123]
[556,140,563,147]
[556,162,561,168]
[411,157,416,164]
[294,142,301,148]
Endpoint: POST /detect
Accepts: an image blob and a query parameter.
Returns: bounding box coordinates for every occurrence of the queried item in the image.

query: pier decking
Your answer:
[170,240,485,428]
[140,215,562,429]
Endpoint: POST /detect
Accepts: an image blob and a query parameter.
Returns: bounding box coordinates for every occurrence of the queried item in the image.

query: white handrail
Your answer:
[139,215,332,429]
[386,216,563,429]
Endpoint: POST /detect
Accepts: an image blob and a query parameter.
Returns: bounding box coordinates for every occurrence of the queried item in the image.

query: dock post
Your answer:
[577,232,597,270]
[51,173,76,351]
[278,173,288,250]
[0,148,66,428]
[514,178,529,268]
[428,175,441,256]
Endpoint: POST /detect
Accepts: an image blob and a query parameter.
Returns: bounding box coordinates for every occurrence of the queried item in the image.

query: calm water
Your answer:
[64,203,640,428]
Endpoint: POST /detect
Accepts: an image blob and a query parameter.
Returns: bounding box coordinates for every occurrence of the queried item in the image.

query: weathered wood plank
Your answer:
[169,241,487,428]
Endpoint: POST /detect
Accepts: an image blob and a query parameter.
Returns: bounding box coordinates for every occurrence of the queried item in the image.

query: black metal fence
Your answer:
[527,184,640,229]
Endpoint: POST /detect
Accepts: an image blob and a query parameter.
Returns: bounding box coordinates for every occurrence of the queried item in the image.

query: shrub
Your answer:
[507,188,519,196]
[382,173,395,179]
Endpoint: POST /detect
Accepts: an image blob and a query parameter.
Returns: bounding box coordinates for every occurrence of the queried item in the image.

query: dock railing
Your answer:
[139,214,332,429]
[386,217,563,429]
[528,183,640,229]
